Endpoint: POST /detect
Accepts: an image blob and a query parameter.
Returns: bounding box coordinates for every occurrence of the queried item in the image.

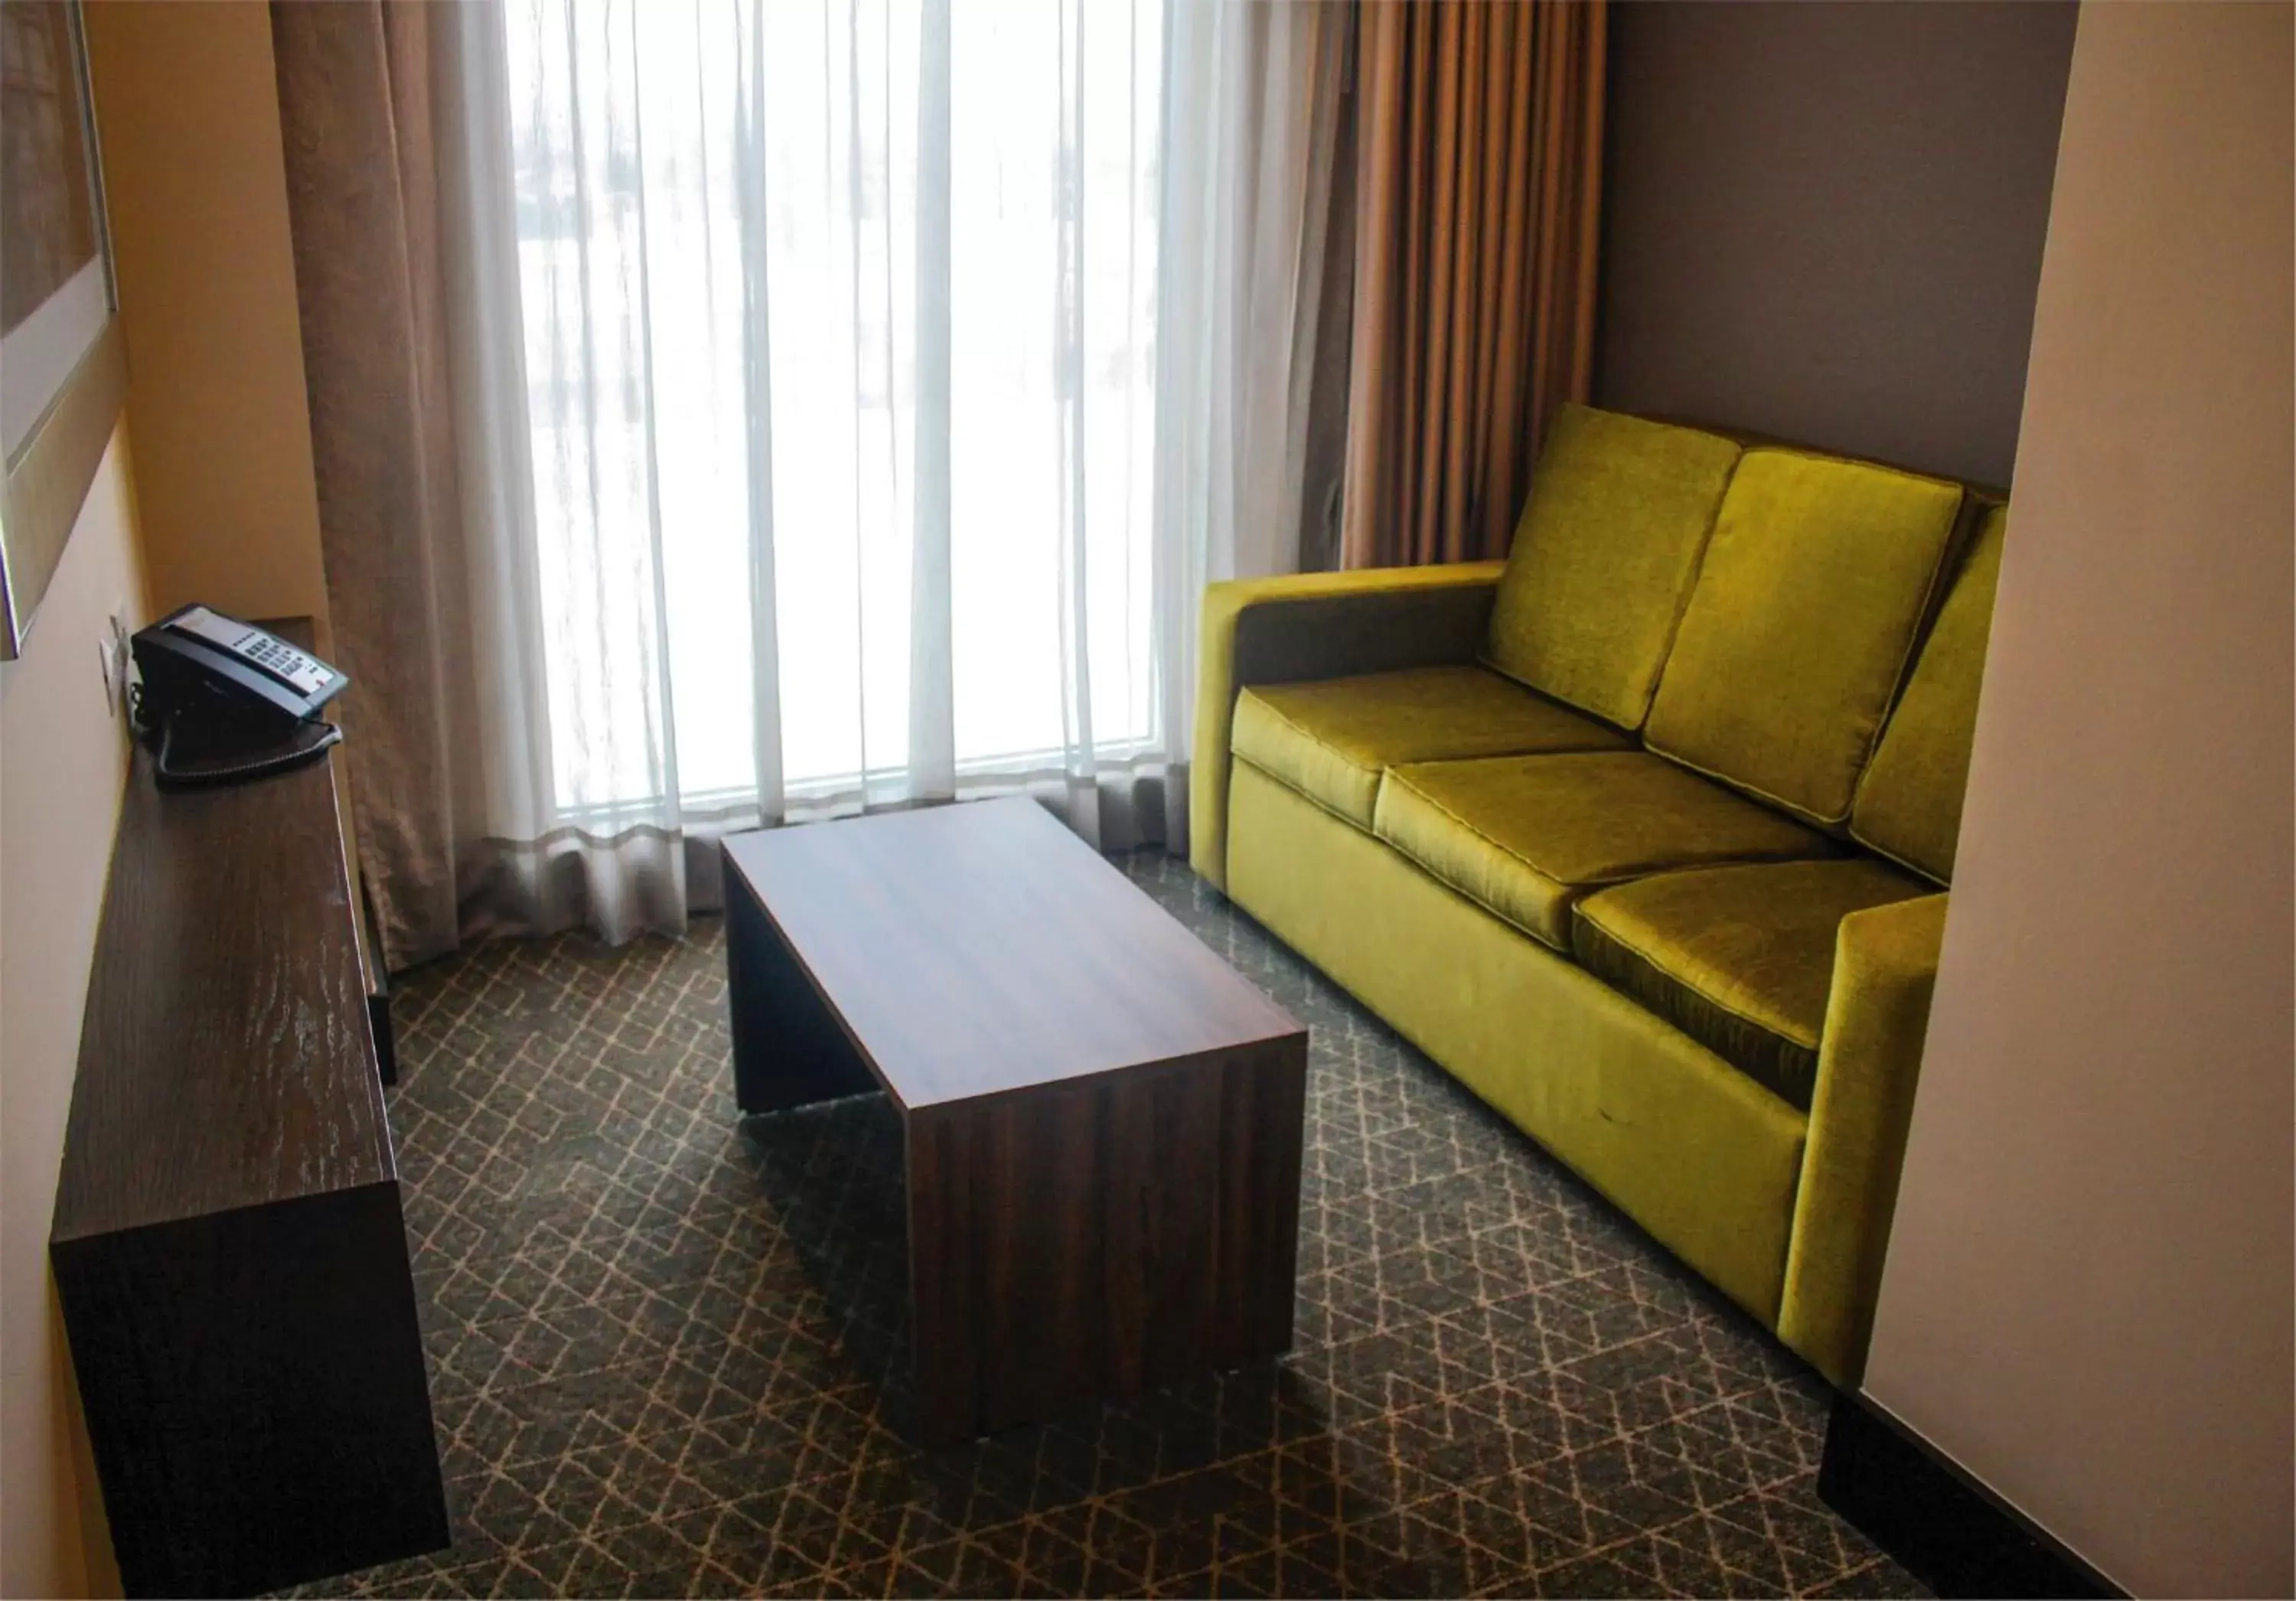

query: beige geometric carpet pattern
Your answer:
[284,850,1922,1599]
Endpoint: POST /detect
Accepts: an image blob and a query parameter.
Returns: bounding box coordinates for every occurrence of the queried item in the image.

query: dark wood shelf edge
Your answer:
[50,616,445,1596]
[359,867,396,1087]
[53,1182,448,1597]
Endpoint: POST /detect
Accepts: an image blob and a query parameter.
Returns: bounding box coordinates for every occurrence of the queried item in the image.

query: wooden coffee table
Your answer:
[720,797,1308,1444]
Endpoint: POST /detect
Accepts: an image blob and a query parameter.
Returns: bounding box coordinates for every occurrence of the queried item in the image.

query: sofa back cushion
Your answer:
[1849,503,2007,882]
[1483,404,1742,730]
[1642,448,1965,826]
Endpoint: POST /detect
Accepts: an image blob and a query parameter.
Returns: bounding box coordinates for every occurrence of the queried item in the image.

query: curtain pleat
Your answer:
[1341,0,1606,570]
[272,1,468,969]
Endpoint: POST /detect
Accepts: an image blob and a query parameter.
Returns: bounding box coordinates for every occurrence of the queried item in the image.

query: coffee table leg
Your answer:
[903,1038,1307,1445]
[723,846,877,1114]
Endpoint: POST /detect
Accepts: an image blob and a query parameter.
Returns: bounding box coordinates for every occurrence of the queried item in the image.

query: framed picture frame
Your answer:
[1,0,125,660]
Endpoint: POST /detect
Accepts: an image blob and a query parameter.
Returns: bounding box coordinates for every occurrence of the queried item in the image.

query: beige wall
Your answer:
[81,0,331,643]
[1862,5,2294,1597]
[4,11,331,1593]
[0,432,147,1599]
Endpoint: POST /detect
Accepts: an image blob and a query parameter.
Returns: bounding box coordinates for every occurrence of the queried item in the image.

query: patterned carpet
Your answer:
[290,849,1921,1599]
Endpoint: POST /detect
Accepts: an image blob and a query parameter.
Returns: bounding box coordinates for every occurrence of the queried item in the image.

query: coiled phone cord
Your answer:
[132,684,342,789]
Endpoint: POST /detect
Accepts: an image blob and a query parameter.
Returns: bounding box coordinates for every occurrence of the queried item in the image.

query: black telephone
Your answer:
[130,605,351,789]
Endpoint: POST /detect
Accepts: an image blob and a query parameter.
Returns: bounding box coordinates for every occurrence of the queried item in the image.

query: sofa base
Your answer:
[1226,759,1807,1329]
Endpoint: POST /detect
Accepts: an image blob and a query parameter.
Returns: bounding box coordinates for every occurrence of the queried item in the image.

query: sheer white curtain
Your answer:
[438,0,1343,943]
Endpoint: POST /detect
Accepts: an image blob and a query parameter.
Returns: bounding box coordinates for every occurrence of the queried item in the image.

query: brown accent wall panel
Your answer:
[1596,0,2076,487]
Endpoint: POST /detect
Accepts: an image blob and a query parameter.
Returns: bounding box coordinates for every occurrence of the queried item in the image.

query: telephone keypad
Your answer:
[165,604,341,700]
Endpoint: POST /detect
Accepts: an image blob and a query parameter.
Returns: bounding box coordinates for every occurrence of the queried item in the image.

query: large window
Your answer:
[504,0,1165,819]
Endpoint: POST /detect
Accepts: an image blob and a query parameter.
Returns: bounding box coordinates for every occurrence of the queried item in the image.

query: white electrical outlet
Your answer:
[98,606,130,718]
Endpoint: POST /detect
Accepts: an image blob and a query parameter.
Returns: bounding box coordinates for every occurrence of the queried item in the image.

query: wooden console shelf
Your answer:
[50,634,448,1597]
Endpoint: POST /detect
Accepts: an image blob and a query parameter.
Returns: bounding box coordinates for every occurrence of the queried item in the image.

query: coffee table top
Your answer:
[721,797,1303,1111]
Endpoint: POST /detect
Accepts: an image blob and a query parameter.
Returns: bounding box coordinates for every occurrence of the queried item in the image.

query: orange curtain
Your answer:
[272,1,470,968]
[1340,0,1607,569]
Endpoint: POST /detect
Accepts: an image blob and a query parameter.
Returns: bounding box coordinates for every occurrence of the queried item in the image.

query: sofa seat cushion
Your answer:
[1570,857,1932,1110]
[1643,448,1966,826]
[1372,750,1837,952]
[1231,666,1629,829]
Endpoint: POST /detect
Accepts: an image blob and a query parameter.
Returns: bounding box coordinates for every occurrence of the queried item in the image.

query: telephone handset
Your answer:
[130,605,351,789]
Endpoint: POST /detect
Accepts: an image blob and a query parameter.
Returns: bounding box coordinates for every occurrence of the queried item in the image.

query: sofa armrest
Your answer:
[1189,562,1507,889]
[1778,892,1950,1387]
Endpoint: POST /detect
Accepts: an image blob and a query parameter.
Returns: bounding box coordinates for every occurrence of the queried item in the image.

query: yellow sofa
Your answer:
[1191,404,2004,1387]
